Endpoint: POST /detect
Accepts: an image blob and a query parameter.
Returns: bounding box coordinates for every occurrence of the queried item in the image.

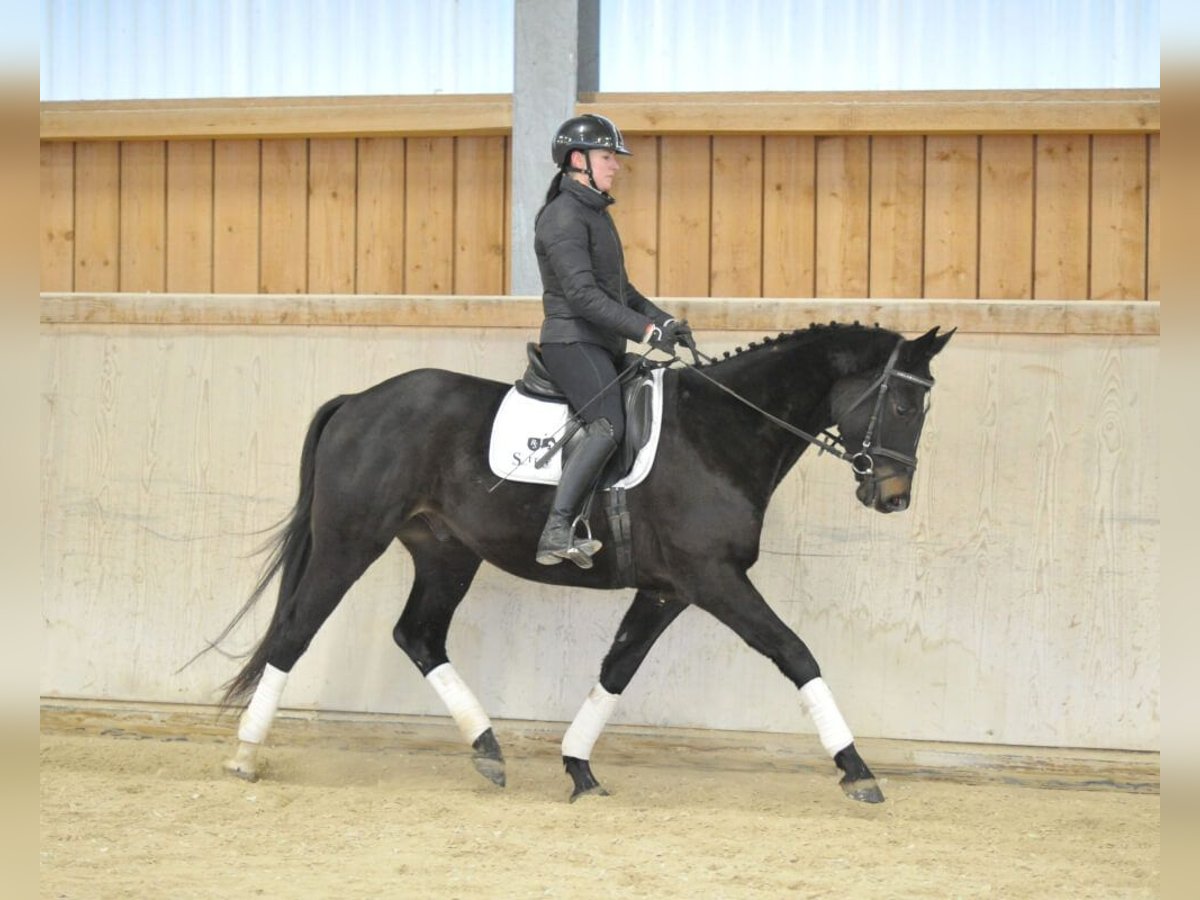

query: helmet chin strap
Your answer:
[566,150,603,193]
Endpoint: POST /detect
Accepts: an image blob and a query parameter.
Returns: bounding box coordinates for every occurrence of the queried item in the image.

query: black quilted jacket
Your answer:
[535,177,671,356]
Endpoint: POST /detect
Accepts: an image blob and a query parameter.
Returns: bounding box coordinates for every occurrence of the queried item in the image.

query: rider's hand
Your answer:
[673,320,697,352]
[647,319,688,356]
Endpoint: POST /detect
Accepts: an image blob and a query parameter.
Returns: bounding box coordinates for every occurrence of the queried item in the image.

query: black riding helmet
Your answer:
[550,114,632,194]
[551,114,632,167]
[538,115,632,206]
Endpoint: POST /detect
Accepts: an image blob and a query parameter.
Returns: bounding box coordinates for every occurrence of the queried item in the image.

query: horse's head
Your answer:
[829,327,954,514]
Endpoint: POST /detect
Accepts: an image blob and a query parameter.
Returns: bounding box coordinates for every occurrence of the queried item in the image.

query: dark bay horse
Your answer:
[215,322,953,803]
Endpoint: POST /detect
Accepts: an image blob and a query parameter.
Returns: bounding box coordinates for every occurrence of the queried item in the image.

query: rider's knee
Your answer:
[589,415,622,446]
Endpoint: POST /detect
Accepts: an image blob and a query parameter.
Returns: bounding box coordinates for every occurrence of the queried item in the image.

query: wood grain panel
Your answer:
[869,135,924,298]
[41,122,1156,304]
[166,140,214,292]
[611,134,659,296]
[43,94,514,141]
[453,136,506,294]
[41,294,1159,336]
[74,141,120,291]
[1090,135,1147,300]
[979,136,1035,299]
[503,137,513,293]
[404,137,455,294]
[658,136,711,296]
[259,139,308,293]
[307,138,357,293]
[815,136,869,297]
[710,136,763,297]
[1146,134,1159,300]
[356,138,406,294]
[580,90,1159,136]
[213,140,261,294]
[924,136,979,298]
[118,141,166,292]
[1034,135,1090,299]
[762,136,815,298]
[40,142,75,291]
[41,91,1157,142]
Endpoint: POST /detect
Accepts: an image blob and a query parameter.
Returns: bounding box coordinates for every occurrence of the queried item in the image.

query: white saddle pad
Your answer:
[488,368,665,489]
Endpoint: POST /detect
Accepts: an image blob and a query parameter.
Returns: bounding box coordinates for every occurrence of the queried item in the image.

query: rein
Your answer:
[675,338,933,478]
[678,358,854,463]
[488,334,933,493]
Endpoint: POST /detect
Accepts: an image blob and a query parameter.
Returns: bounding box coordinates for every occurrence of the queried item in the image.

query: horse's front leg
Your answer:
[687,566,884,804]
[561,590,689,801]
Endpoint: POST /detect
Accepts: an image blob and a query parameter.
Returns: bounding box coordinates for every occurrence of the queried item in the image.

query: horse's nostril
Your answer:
[889,495,909,512]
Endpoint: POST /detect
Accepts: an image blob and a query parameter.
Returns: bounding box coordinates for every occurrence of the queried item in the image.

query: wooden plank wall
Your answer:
[614,133,1159,301]
[40,91,1157,299]
[40,136,510,295]
[42,131,1157,300]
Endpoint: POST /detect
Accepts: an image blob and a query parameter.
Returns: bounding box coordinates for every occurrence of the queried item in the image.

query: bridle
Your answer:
[833,339,935,479]
[678,338,935,480]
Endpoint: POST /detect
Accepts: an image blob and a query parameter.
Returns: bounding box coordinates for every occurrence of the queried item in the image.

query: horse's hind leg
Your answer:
[562,590,688,801]
[224,532,391,781]
[392,520,502,786]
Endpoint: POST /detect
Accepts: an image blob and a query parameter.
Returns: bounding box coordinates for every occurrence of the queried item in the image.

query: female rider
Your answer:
[534,114,692,569]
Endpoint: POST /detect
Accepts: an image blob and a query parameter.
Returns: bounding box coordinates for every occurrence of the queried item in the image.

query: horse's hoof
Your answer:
[841,777,885,803]
[471,729,506,787]
[569,784,610,803]
[223,760,259,783]
[224,742,261,782]
[563,756,607,801]
[472,755,506,787]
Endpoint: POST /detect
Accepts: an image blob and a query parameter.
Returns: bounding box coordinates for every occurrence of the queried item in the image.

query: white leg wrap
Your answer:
[426,663,492,744]
[799,677,855,757]
[562,683,620,760]
[237,664,288,745]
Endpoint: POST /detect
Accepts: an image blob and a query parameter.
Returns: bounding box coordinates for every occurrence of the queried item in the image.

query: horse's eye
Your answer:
[892,399,915,417]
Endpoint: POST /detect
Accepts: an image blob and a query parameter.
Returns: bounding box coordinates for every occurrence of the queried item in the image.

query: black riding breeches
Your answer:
[539,342,626,445]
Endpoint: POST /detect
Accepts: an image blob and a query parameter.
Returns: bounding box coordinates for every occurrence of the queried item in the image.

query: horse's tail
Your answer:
[215,394,348,711]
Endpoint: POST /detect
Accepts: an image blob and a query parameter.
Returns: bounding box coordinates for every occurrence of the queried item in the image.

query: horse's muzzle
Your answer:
[856,470,912,514]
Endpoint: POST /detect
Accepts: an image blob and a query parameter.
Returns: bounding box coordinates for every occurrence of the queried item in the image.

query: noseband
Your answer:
[681,338,934,479]
[835,340,935,479]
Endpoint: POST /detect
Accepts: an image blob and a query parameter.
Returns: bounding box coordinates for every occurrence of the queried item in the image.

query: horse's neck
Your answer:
[714,330,887,417]
[705,329,894,489]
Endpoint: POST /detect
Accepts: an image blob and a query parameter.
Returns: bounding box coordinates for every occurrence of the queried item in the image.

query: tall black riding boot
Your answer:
[536,418,618,569]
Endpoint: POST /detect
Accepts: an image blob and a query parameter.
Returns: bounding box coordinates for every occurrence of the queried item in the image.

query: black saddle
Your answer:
[516,343,655,487]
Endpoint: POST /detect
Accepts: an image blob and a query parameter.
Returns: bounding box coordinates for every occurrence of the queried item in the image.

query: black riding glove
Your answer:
[673,320,697,352]
[647,319,690,356]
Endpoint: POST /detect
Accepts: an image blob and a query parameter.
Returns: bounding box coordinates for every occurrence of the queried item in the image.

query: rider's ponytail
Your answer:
[536,171,566,223]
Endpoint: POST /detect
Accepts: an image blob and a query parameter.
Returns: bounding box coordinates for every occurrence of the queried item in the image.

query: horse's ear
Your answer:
[905,326,955,362]
[929,326,955,357]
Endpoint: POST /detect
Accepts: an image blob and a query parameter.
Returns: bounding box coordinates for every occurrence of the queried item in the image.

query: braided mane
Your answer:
[694,320,886,368]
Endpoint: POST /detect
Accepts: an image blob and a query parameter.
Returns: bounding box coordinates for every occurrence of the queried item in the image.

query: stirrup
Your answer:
[571,515,603,560]
[535,516,603,570]
[537,539,602,570]
[552,521,604,571]
[563,545,596,569]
